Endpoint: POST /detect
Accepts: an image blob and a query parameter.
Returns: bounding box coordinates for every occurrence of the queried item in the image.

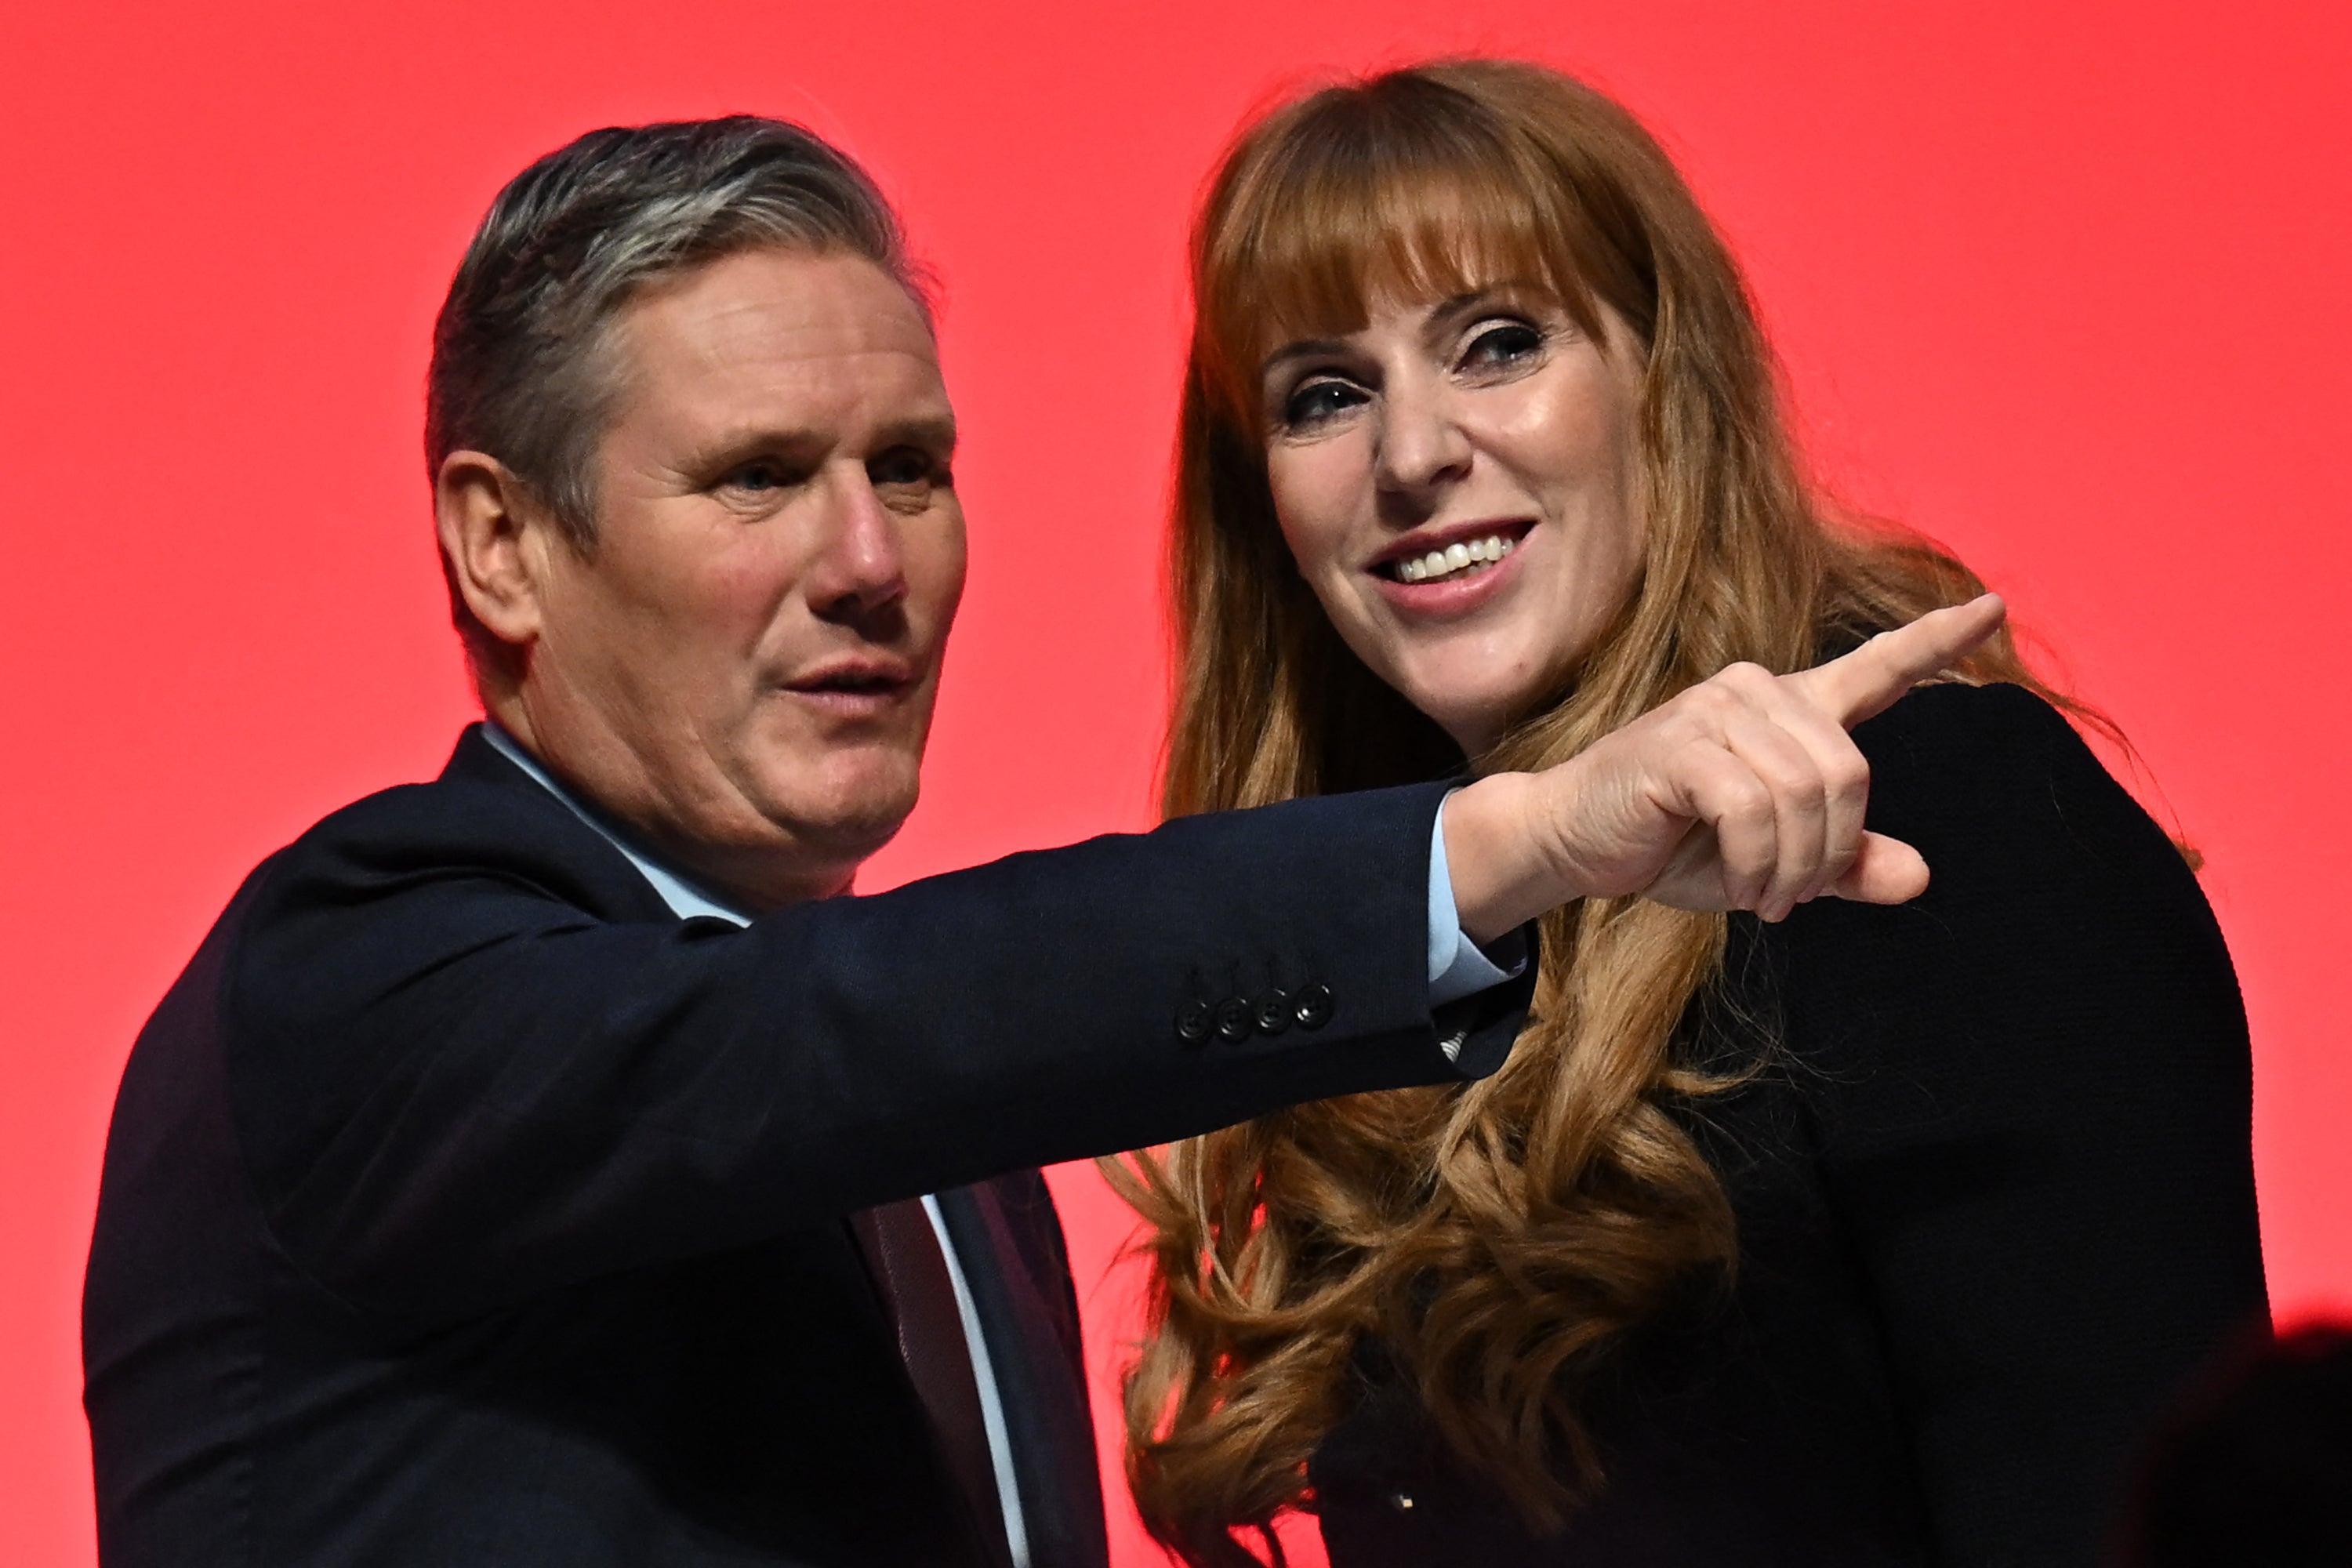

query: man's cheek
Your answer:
[921,517,969,622]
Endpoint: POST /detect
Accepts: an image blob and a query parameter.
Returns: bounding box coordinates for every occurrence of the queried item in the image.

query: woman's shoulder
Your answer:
[1842,680,2169,873]
[1740,691,2265,1552]
[1762,677,2238,1086]
[1848,678,2085,794]
[1852,675,2068,745]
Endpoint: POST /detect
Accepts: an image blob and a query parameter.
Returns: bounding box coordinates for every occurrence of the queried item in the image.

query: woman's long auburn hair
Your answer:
[1106,60,2084,1566]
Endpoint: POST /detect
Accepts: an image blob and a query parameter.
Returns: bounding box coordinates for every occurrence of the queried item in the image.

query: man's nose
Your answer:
[1373,372,1473,503]
[805,467,909,622]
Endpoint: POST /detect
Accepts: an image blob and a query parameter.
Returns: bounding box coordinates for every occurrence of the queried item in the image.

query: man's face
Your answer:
[519,247,965,906]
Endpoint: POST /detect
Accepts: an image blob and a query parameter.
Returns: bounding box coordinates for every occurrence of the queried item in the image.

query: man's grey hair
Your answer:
[426,115,928,548]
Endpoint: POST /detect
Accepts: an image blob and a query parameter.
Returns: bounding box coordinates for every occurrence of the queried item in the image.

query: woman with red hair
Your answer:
[1113,59,2266,1566]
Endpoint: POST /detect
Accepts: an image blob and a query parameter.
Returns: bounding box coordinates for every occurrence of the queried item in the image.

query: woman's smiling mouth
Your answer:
[1369,520,1536,612]
[1388,531,1519,583]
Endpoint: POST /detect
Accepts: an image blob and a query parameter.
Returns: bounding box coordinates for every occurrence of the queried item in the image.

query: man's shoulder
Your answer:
[278,757,564,877]
[251,728,664,934]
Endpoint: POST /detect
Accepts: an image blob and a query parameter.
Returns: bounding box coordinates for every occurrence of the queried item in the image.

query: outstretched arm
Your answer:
[229,777,1534,1324]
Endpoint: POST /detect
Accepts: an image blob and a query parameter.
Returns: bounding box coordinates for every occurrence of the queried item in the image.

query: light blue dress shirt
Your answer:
[1424,795,1525,1009]
[477,721,1523,1566]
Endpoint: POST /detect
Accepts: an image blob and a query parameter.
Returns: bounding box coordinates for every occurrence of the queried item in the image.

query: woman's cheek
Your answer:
[1269,443,1367,580]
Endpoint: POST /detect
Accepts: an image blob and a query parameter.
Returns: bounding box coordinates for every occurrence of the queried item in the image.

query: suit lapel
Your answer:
[444,725,1102,1567]
[438,725,677,926]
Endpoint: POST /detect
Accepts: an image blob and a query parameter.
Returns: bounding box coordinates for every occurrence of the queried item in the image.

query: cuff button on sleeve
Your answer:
[1253,990,1292,1036]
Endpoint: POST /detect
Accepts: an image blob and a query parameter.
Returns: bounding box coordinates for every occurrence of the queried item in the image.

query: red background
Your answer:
[2,3,2346,1563]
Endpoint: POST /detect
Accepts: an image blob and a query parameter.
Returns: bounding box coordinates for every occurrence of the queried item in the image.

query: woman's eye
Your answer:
[1281,379,1369,429]
[1461,322,1544,373]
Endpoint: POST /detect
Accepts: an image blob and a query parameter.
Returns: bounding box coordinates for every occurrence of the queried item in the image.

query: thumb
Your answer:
[1828,832,1931,906]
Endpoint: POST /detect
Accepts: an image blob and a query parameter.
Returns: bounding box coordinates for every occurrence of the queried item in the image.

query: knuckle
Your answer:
[1726,779,1774,823]
[1656,702,1707,740]
[1684,680,1740,717]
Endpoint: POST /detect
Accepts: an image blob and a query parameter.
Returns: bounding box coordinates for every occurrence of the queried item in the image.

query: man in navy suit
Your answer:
[82,118,1545,1566]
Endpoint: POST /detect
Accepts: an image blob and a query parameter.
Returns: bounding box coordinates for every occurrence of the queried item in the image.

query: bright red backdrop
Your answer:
[2,3,2346,1563]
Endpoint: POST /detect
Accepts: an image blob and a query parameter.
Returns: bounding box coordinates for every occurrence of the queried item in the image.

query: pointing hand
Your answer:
[1446,595,2009,939]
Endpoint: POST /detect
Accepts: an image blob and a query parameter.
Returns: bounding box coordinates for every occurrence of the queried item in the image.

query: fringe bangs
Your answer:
[1195,74,1606,424]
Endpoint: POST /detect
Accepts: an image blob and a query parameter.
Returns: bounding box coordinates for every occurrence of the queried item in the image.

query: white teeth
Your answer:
[1392,534,1516,585]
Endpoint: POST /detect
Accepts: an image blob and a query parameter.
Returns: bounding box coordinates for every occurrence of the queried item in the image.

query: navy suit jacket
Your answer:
[84,728,1535,1566]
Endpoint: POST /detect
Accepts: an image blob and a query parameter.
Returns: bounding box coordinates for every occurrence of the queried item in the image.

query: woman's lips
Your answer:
[1370,524,1532,616]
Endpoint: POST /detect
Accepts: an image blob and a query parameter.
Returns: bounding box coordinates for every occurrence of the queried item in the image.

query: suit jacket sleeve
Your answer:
[1778,684,2267,1566]
[226,768,1534,1324]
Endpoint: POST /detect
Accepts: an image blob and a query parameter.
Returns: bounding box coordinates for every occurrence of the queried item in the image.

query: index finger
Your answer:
[1786,593,2008,729]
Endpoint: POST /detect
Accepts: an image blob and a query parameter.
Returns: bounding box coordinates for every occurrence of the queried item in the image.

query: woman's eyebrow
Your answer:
[1421,287,1528,336]
[1258,285,1544,379]
[1259,336,1352,378]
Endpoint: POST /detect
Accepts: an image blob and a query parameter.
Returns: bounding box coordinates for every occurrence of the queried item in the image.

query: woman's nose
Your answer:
[1373,373,1473,499]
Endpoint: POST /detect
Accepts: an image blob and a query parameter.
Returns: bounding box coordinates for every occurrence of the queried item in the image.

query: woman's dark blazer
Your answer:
[1312,684,2268,1568]
[82,727,1534,1568]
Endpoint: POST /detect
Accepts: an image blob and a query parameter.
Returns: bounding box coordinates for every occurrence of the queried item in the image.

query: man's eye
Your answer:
[723,460,797,495]
[869,448,949,514]
[1281,379,1369,429]
[869,448,939,488]
[1461,322,1544,373]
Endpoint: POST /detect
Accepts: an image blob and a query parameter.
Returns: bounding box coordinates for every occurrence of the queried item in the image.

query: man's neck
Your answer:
[477,691,859,912]
[480,720,764,925]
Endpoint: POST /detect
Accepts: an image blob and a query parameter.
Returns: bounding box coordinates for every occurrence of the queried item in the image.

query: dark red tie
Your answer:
[849,1198,1012,1567]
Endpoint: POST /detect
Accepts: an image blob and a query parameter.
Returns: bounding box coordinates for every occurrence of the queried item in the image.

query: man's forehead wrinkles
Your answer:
[597,248,954,477]
[633,339,951,438]
[684,410,955,461]
[618,281,936,383]
[654,323,941,385]
[662,258,927,322]
[686,307,934,355]
[657,362,954,448]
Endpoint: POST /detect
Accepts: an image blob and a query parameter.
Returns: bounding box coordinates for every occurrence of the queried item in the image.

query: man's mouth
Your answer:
[782,657,918,705]
[797,671,906,695]
[1374,522,1533,585]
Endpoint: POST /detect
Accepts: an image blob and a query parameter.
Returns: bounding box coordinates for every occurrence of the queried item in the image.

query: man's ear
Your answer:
[435,451,560,652]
